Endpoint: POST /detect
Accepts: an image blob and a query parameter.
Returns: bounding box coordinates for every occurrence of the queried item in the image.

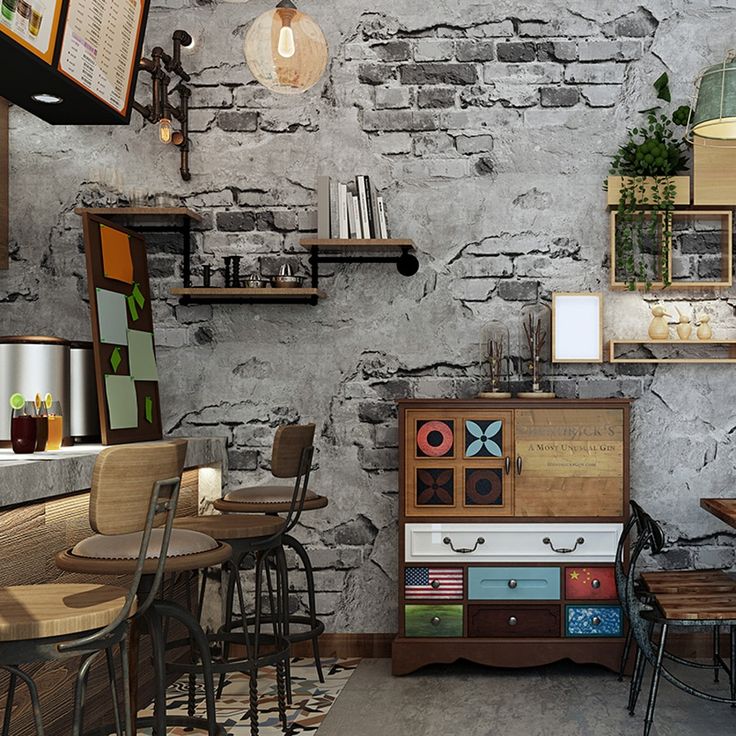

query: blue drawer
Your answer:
[468,567,560,601]
[566,605,623,637]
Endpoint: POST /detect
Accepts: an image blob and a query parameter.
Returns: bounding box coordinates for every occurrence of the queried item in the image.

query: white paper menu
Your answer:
[58,0,144,114]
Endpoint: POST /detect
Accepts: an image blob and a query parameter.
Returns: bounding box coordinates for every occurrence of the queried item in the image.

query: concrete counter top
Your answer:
[0,436,228,509]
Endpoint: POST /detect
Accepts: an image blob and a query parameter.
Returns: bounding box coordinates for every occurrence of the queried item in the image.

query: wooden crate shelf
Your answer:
[171,287,325,304]
[75,207,203,222]
[609,339,736,364]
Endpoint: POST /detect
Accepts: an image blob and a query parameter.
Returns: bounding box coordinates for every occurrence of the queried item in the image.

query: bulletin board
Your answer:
[82,213,162,444]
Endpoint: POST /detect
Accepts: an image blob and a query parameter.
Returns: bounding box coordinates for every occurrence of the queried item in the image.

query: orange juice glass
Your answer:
[45,401,63,450]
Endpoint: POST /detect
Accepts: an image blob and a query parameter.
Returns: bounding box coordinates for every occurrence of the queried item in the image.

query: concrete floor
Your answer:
[317,659,736,736]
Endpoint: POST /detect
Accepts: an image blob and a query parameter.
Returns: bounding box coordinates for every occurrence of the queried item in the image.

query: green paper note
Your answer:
[145,396,153,424]
[96,288,128,345]
[127,294,139,321]
[104,375,138,430]
[127,329,158,382]
[110,346,122,373]
[132,283,145,308]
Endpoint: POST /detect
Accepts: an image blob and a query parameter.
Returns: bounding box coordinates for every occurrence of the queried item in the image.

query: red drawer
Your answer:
[565,566,617,600]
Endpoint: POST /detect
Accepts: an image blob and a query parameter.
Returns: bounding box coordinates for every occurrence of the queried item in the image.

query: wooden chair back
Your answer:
[271,424,315,478]
[88,440,187,535]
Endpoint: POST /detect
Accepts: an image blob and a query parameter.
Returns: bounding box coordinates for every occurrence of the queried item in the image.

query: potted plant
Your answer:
[607,74,691,290]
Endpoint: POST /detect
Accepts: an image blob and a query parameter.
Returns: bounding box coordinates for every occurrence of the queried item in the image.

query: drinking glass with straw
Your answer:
[44,394,63,451]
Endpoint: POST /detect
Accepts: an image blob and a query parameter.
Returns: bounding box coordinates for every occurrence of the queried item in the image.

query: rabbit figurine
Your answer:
[696,314,713,340]
[675,307,692,340]
[648,304,671,340]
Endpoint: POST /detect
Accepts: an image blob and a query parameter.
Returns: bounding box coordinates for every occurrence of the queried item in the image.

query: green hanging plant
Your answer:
[607,74,691,291]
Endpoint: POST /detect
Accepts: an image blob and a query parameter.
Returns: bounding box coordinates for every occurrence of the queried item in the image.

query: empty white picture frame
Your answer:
[552,293,603,363]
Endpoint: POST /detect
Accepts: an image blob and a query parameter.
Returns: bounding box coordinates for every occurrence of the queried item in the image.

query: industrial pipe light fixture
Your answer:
[687,50,736,145]
[244,0,328,95]
[133,30,194,180]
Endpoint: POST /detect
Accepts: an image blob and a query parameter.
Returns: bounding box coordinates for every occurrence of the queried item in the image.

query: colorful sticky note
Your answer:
[110,347,122,373]
[96,289,128,345]
[127,294,139,321]
[100,225,134,284]
[145,396,153,424]
[104,375,138,430]
[127,329,158,382]
[132,283,145,308]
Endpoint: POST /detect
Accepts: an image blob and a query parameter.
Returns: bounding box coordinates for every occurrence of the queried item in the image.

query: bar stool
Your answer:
[214,423,327,683]
[55,440,232,736]
[0,440,185,736]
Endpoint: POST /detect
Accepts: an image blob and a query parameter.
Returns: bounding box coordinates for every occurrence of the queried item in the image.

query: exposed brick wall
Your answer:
[2,1,736,632]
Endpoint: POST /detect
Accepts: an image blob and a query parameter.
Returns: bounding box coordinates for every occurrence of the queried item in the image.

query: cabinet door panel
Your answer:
[514,409,624,517]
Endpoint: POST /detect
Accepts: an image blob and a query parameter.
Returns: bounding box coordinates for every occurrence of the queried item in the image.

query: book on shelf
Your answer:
[316,174,393,240]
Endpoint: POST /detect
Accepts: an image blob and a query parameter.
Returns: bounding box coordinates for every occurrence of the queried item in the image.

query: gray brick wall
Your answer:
[2,0,736,634]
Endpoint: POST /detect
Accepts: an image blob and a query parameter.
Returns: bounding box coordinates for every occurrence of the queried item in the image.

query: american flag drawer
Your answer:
[565,605,623,637]
[405,604,463,638]
[404,567,463,600]
[565,567,617,600]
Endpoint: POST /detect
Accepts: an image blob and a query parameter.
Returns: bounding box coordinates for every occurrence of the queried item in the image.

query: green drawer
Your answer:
[405,604,463,637]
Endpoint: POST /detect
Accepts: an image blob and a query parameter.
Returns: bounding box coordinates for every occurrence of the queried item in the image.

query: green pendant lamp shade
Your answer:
[244,0,328,95]
[690,53,736,141]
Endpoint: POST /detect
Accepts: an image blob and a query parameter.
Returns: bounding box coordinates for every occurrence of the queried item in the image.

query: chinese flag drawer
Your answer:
[564,566,617,600]
[467,604,561,638]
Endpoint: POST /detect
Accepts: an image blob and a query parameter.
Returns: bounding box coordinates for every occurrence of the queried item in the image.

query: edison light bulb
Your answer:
[277,24,295,58]
[159,118,172,144]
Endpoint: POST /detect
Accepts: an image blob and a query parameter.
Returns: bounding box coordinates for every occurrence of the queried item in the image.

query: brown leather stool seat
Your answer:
[56,528,232,575]
[174,514,284,540]
[214,485,328,514]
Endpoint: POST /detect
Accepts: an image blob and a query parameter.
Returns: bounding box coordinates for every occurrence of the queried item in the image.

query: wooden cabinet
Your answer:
[393,399,631,676]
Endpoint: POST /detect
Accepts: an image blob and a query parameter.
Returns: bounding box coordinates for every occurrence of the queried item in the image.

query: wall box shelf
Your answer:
[606,176,690,207]
[693,139,736,205]
[171,287,326,306]
[609,340,736,364]
[609,209,733,290]
[299,238,418,286]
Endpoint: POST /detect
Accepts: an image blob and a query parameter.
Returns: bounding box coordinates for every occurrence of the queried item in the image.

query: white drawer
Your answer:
[405,523,622,564]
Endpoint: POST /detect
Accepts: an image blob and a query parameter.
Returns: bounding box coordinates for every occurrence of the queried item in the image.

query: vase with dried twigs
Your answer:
[478,321,511,398]
[518,302,555,399]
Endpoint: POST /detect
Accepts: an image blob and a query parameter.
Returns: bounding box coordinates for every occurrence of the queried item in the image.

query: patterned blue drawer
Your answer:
[565,605,623,637]
[468,567,560,601]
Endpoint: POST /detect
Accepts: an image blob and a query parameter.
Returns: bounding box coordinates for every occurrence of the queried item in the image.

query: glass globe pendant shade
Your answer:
[244,0,328,95]
[690,54,736,142]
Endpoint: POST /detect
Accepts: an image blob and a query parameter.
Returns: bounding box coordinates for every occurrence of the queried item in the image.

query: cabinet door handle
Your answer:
[542,536,585,554]
[508,616,518,626]
[442,536,485,554]
[516,456,523,475]
[505,456,511,474]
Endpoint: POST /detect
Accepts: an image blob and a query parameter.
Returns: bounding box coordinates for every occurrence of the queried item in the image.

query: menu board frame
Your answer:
[56,0,148,117]
[0,0,64,64]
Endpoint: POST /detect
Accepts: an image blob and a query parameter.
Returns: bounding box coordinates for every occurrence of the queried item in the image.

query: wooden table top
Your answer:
[700,498,736,529]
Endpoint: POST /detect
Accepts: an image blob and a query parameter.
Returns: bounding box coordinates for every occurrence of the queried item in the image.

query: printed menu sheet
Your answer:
[0,0,63,64]
[58,0,144,113]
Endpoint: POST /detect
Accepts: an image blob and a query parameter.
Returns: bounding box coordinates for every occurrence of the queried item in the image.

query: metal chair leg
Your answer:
[216,557,239,699]
[274,546,293,702]
[105,647,123,736]
[730,625,736,706]
[619,626,634,681]
[71,651,99,736]
[119,635,134,736]
[276,661,287,731]
[714,624,721,683]
[628,644,646,715]
[643,623,669,736]
[249,665,259,736]
[4,667,44,736]
[2,670,16,736]
[148,609,169,736]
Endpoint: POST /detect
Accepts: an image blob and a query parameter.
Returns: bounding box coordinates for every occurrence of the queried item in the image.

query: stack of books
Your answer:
[317,176,390,240]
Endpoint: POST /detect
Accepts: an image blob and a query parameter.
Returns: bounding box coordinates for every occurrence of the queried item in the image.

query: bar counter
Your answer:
[0,436,228,735]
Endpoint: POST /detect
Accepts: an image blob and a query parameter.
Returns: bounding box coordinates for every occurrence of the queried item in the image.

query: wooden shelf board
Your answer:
[300,238,414,249]
[75,207,203,222]
[609,339,736,364]
[610,281,733,290]
[170,287,326,300]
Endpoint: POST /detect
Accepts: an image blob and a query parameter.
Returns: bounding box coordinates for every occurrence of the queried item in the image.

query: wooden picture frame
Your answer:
[82,213,162,444]
[552,293,603,363]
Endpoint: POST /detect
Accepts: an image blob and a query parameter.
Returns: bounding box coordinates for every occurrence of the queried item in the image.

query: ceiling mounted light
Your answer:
[244,0,328,95]
[688,51,736,144]
[31,93,63,104]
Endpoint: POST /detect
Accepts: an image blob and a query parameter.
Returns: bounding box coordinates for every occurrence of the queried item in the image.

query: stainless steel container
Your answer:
[69,341,100,441]
[0,336,70,442]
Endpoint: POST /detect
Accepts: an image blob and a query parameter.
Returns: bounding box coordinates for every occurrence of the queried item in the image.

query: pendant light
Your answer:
[244,0,328,95]
[687,51,736,144]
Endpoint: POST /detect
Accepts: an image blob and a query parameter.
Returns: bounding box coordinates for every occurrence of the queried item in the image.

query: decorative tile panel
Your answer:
[464,467,503,506]
[416,468,454,506]
[465,419,503,458]
[417,419,454,458]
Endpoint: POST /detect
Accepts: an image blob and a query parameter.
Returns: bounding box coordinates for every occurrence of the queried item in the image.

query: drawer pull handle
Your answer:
[431,616,441,626]
[508,579,518,589]
[508,616,518,626]
[431,580,441,589]
[542,536,585,554]
[505,456,511,474]
[442,536,485,554]
[592,616,602,626]
[516,456,523,475]
[591,579,601,589]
